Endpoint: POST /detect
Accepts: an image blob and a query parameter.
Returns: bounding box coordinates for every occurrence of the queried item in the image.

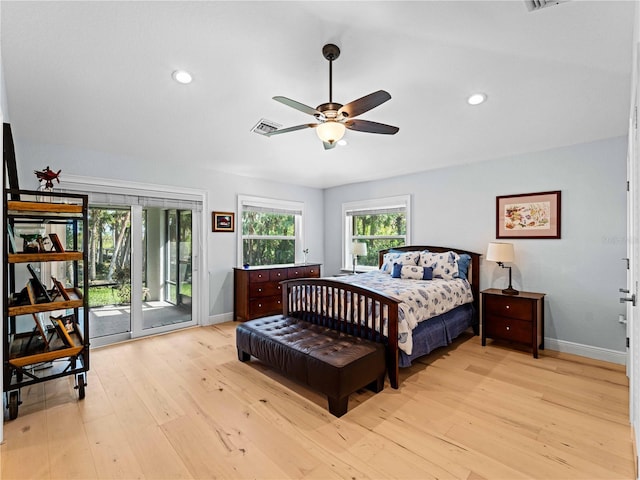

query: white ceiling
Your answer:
[1,1,635,189]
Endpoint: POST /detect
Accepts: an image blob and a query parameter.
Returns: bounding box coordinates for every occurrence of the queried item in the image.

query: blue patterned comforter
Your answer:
[334,271,473,355]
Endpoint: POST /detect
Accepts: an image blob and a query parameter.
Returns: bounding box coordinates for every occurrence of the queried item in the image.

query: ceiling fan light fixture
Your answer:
[316,121,346,144]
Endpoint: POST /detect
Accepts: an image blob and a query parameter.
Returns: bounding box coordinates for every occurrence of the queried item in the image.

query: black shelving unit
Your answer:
[3,188,89,419]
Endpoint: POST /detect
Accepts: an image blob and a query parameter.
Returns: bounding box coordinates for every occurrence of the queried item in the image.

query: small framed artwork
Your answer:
[496,190,561,239]
[212,211,235,232]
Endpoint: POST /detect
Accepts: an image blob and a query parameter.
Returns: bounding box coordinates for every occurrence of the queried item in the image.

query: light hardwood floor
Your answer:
[1,322,635,479]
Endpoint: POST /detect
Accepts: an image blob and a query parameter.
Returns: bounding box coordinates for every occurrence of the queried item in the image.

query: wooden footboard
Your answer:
[282,279,402,389]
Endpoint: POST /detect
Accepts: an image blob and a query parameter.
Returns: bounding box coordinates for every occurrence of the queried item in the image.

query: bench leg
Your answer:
[237,348,250,362]
[366,374,385,393]
[328,396,349,417]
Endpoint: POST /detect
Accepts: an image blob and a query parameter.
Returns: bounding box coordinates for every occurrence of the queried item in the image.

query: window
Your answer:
[238,195,304,266]
[343,195,411,271]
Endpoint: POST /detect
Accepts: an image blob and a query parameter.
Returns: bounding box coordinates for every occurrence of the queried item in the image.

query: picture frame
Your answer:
[496,190,561,239]
[48,233,65,252]
[27,263,53,302]
[212,211,235,232]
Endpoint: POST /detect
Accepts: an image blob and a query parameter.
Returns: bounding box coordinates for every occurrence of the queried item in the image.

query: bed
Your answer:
[282,245,481,389]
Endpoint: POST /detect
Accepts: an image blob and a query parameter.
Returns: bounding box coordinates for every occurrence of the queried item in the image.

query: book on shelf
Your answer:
[48,233,65,252]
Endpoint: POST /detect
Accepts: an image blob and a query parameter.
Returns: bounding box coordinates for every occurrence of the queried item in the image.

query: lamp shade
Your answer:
[486,242,514,263]
[351,242,368,256]
[316,121,346,144]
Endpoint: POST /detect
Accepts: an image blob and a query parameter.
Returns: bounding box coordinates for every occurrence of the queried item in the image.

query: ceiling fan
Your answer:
[265,44,399,150]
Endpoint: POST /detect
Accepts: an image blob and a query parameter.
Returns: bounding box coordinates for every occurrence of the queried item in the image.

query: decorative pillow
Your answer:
[391,264,433,280]
[454,254,472,280]
[419,251,459,280]
[380,251,420,274]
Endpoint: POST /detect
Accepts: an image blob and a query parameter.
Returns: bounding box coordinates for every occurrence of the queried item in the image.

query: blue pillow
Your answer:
[421,266,433,280]
[391,262,403,278]
[455,254,471,280]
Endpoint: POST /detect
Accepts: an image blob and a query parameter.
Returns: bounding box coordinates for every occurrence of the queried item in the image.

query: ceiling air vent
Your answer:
[251,118,281,136]
[524,0,569,11]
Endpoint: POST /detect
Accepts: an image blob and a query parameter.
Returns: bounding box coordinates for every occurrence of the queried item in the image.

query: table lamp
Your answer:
[351,242,367,274]
[486,242,519,295]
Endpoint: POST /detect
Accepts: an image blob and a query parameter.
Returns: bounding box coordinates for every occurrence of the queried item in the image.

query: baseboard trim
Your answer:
[545,337,626,365]
[203,312,233,326]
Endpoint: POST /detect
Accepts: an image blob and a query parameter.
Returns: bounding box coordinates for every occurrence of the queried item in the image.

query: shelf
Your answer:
[8,330,85,367]
[7,200,84,215]
[8,288,83,316]
[8,251,84,263]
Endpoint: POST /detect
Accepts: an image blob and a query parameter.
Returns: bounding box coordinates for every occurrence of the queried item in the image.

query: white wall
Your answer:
[10,134,628,357]
[324,137,628,358]
[12,140,325,321]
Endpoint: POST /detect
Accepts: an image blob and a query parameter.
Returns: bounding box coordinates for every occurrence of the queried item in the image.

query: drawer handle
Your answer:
[258,274,263,278]
[258,303,262,307]
[277,286,281,290]
[277,273,281,277]
[506,326,510,331]
[505,305,510,309]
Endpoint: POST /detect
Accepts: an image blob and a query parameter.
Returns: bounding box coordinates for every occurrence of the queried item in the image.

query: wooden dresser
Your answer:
[233,264,321,321]
[481,288,545,358]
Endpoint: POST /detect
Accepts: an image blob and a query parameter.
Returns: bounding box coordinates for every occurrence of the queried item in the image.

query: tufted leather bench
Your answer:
[236,315,387,417]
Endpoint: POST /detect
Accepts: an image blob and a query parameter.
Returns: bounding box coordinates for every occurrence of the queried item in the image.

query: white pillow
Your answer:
[380,251,420,274]
[400,265,429,280]
[419,251,459,280]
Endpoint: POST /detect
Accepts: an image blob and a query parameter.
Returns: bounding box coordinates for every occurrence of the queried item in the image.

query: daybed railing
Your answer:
[283,278,402,389]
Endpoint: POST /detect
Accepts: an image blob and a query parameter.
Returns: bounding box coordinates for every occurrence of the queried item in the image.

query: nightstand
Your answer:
[481,288,545,358]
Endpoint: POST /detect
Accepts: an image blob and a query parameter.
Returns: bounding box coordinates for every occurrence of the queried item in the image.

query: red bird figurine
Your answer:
[34,166,61,189]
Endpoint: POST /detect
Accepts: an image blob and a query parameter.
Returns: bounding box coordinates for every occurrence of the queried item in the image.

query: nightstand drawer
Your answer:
[484,295,532,322]
[485,315,531,344]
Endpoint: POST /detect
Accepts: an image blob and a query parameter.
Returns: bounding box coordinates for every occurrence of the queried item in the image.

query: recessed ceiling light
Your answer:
[337,139,348,146]
[172,70,193,84]
[467,93,487,106]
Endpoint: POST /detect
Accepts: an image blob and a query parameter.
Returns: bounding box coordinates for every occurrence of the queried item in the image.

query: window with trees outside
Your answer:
[238,195,304,267]
[343,195,411,271]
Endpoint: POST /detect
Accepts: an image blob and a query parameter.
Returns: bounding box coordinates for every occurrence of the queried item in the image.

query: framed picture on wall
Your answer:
[496,190,561,239]
[212,211,235,232]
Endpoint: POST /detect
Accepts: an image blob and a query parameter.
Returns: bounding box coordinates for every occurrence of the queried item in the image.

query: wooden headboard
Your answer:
[378,245,482,329]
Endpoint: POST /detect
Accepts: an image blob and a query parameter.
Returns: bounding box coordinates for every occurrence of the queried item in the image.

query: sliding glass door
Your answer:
[140,208,192,331]
[87,202,198,346]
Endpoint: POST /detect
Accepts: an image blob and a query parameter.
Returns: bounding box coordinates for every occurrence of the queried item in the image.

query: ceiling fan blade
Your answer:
[273,96,322,117]
[345,119,399,135]
[264,124,318,136]
[323,141,337,150]
[338,90,392,118]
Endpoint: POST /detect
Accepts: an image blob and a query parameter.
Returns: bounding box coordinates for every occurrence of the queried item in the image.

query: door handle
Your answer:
[620,288,630,293]
[620,294,636,306]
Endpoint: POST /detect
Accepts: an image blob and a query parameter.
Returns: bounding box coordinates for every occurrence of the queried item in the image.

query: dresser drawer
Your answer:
[289,265,321,278]
[249,282,282,298]
[269,268,289,282]
[249,296,283,317]
[484,295,532,322]
[305,265,320,277]
[485,315,531,344]
[249,270,270,283]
